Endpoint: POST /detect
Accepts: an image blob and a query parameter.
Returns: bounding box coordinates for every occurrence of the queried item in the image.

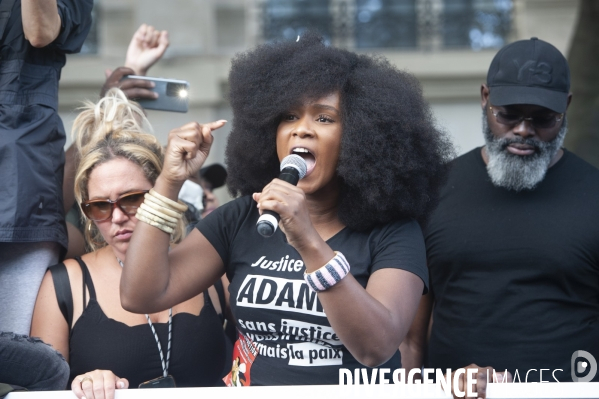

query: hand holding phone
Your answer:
[121,75,190,113]
[100,67,157,100]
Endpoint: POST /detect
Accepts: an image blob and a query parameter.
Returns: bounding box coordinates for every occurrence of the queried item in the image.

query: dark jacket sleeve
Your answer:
[53,0,93,53]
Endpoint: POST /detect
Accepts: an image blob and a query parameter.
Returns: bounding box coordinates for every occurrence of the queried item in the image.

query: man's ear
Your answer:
[566,92,573,110]
[481,84,490,109]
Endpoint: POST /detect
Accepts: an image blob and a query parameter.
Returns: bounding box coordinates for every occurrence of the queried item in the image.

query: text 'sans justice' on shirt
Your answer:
[198,195,428,385]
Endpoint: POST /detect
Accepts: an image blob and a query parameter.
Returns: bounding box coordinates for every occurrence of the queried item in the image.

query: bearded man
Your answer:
[400,38,599,397]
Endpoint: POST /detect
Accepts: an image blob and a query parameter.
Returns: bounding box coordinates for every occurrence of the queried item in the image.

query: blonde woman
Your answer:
[31,89,229,398]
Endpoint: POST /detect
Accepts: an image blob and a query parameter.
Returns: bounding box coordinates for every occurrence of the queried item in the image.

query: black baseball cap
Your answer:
[200,163,227,189]
[487,37,570,113]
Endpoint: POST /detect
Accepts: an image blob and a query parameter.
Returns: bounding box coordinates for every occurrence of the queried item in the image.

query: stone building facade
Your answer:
[58,0,580,203]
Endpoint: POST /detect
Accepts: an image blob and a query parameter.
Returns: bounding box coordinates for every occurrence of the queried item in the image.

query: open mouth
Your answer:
[291,147,316,175]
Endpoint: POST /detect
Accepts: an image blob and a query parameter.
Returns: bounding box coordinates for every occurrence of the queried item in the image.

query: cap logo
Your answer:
[515,60,553,84]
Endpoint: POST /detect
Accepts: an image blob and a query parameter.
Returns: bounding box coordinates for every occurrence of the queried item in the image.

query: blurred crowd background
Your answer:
[57,0,597,206]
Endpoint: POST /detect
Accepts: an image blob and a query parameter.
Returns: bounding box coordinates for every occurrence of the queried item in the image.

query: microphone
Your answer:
[256,154,307,237]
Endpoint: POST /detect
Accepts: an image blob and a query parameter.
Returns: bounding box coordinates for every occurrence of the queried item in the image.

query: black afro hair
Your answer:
[225,32,454,230]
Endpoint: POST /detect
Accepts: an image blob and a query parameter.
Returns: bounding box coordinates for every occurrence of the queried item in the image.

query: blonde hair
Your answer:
[73,88,184,250]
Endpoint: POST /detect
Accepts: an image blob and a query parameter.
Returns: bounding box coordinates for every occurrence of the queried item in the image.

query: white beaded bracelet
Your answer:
[304,252,350,292]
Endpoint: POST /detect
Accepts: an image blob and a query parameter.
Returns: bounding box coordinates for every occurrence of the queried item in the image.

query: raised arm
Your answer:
[124,24,169,76]
[120,121,227,314]
[21,0,61,48]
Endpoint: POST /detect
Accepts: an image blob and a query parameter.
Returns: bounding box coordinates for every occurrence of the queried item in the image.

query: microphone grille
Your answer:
[280,154,307,179]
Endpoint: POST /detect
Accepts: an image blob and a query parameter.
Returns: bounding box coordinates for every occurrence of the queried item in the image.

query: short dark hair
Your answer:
[226,32,454,230]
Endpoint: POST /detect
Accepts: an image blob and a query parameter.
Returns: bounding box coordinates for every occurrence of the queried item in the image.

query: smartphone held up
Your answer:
[122,75,190,113]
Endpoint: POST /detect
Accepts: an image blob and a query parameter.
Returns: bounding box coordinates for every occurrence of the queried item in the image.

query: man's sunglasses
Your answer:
[489,106,564,129]
[81,190,149,221]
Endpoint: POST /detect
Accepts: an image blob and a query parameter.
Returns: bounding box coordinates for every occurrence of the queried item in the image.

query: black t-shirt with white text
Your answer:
[425,148,599,382]
[198,195,428,385]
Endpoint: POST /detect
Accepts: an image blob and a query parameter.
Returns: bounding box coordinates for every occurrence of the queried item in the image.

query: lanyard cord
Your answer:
[144,309,172,377]
[118,258,172,377]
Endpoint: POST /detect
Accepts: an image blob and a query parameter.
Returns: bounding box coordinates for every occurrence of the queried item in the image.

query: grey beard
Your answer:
[483,112,567,191]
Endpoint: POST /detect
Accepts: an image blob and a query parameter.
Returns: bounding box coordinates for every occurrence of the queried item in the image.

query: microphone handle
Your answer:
[256,167,301,237]
[278,167,301,185]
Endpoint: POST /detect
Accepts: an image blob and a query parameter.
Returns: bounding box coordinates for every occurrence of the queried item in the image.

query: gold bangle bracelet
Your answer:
[143,194,183,218]
[137,213,174,234]
[136,207,177,229]
[136,211,175,234]
[139,202,179,223]
[149,189,188,212]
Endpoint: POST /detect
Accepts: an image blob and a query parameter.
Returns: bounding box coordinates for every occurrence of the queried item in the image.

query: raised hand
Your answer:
[158,121,227,193]
[125,24,169,76]
[72,370,129,399]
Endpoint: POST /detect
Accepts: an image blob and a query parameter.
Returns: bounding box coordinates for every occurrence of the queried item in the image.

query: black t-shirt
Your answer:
[425,148,599,382]
[198,195,428,385]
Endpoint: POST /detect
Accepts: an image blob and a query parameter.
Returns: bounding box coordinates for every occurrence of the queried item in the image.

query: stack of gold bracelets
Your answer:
[136,188,188,234]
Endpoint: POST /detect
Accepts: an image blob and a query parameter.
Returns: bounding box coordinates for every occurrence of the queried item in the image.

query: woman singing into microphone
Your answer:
[122,32,453,385]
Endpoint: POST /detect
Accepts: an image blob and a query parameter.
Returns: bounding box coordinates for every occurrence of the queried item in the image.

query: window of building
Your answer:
[259,0,512,50]
[355,0,417,49]
[262,0,333,43]
[443,0,512,50]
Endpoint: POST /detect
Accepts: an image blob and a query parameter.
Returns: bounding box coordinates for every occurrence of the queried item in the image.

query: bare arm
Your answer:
[31,271,70,361]
[121,121,227,314]
[122,223,226,313]
[321,268,423,367]
[21,0,61,48]
[399,292,433,374]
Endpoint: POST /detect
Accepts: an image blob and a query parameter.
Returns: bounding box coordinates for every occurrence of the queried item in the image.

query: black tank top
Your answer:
[67,258,227,387]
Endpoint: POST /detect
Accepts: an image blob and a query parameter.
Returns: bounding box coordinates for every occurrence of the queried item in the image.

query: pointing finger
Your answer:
[199,120,227,148]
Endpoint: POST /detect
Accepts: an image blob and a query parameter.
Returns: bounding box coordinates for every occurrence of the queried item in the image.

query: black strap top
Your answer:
[52,258,227,388]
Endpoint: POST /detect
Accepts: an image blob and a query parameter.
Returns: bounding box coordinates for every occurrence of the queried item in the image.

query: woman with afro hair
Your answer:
[122,32,453,386]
